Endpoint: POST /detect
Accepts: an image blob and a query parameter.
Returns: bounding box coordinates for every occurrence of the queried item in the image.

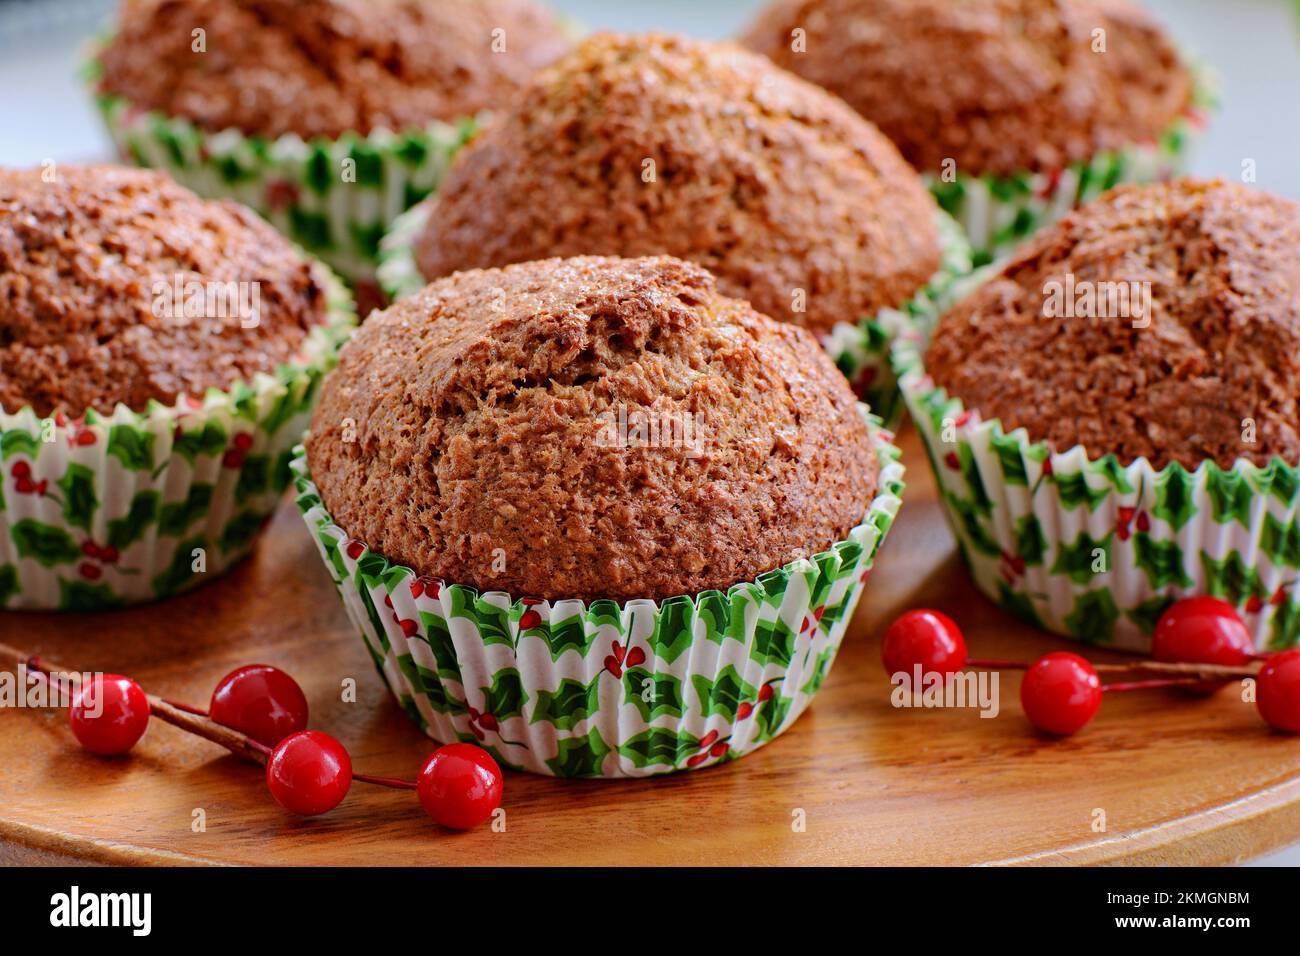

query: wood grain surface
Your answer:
[2,425,1299,867]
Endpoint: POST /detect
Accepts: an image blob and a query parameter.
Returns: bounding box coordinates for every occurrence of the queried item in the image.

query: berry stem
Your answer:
[965,656,1256,680]
[1102,677,1204,693]
[3,643,418,790]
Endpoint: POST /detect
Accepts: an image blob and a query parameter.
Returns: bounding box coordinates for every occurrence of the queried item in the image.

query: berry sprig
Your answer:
[881,597,1300,737]
[4,646,503,829]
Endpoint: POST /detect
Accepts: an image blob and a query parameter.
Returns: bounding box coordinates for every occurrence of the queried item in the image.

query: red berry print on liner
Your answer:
[603,640,646,679]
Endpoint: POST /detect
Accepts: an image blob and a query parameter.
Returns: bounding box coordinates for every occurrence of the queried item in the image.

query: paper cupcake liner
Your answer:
[379,203,972,428]
[926,65,1216,268]
[893,333,1300,654]
[291,414,904,778]
[0,269,355,611]
[89,62,478,285]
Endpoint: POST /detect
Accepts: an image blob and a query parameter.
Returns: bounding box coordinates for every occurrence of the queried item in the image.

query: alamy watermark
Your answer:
[152,275,261,329]
[595,404,705,458]
[0,665,102,716]
[889,666,1000,718]
[1043,272,1151,328]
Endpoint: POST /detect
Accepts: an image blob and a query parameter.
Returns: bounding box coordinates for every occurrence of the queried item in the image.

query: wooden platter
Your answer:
[2,425,1299,866]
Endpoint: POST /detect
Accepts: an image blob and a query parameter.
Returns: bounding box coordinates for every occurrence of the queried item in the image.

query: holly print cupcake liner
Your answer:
[926,65,1216,268]
[89,62,479,285]
[0,269,355,611]
[894,333,1300,655]
[379,204,972,427]
[291,414,904,778]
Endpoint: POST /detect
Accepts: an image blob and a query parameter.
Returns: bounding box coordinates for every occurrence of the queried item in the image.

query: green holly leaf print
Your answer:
[536,613,596,660]
[347,142,384,187]
[1153,464,1197,531]
[220,510,263,554]
[693,665,757,721]
[395,133,429,167]
[1254,460,1299,506]
[1014,513,1047,566]
[290,207,332,252]
[159,484,213,537]
[992,431,1029,486]
[532,676,600,731]
[11,519,80,567]
[750,617,798,669]
[172,421,227,463]
[945,493,1001,557]
[479,669,526,720]
[996,581,1041,628]
[349,221,387,261]
[957,442,993,513]
[1051,531,1113,585]
[1050,471,1110,512]
[1133,534,1192,589]
[59,579,123,612]
[753,692,794,743]
[257,390,301,439]
[473,599,514,649]
[1,430,39,460]
[1086,454,1134,494]
[1261,513,1300,569]
[1064,589,1119,645]
[617,728,698,770]
[234,455,270,505]
[305,145,332,195]
[421,674,469,716]
[1199,551,1266,607]
[57,463,98,531]
[106,424,154,471]
[1127,595,1177,637]
[1206,467,1255,526]
[0,565,17,607]
[1269,600,1300,651]
[152,535,205,596]
[622,667,685,722]
[584,600,625,635]
[648,597,695,663]
[546,728,611,778]
[800,647,836,696]
[414,612,462,682]
[695,590,731,646]
[106,490,161,551]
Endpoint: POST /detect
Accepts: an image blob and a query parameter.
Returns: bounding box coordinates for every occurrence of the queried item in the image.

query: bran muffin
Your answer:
[91,0,573,283]
[97,0,572,141]
[924,179,1300,471]
[0,165,328,418]
[306,255,880,602]
[0,165,353,610]
[404,32,943,338]
[742,0,1192,178]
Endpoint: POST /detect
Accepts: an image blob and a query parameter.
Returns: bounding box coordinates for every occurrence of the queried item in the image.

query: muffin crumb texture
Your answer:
[742,0,1193,177]
[307,255,880,602]
[0,165,328,417]
[413,31,941,334]
[925,179,1300,470]
[97,0,572,140]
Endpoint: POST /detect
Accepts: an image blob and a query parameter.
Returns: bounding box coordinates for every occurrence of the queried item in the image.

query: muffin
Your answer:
[0,165,353,610]
[379,32,971,423]
[895,179,1300,652]
[294,255,905,776]
[91,0,572,287]
[742,0,1211,265]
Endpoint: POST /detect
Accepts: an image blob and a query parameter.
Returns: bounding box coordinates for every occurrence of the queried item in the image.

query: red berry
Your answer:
[603,655,622,678]
[75,430,97,446]
[1117,507,1136,524]
[222,449,245,469]
[1020,652,1102,736]
[266,731,352,816]
[1245,594,1264,614]
[698,729,719,749]
[11,461,31,480]
[1153,597,1253,694]
[1117,526,1131,542]
[477,713,499,732]
[1136,511,1151,533]
[611,641,627,663]
[398,618,418,637]
[417,743,503,830]
[233,432,254,452]
[1041,459,1053,476]
[944,451,960,470]
[881,609,966,686]
[14,477,34,494]
[99,545,119,564]
[686,752,709,768]
[79,562,101,581]
[80,540,101,558]
[209,664,309,748]
[345,540,365,560]
[518,609,542,630]
[736,701,754,719]
[709,742,729,758]
[625,646,646,668]
[757,683,774,702]
[1257,649,1300,733]
[68,674,150,755]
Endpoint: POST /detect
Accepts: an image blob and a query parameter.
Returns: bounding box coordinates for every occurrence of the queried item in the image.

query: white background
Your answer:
[0,0,1296,864]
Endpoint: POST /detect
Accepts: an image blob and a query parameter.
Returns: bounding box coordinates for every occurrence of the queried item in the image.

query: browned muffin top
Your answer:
[0,165,329,417]
[97,0,572,140]
[742,0,1193,178]
[307,255,880,602]
[412,32,941,334]
[925,179,1300,470]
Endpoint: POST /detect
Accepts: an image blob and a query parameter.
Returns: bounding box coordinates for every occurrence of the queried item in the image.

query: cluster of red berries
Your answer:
[881,597,1300,737]
[63,663,503,829]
